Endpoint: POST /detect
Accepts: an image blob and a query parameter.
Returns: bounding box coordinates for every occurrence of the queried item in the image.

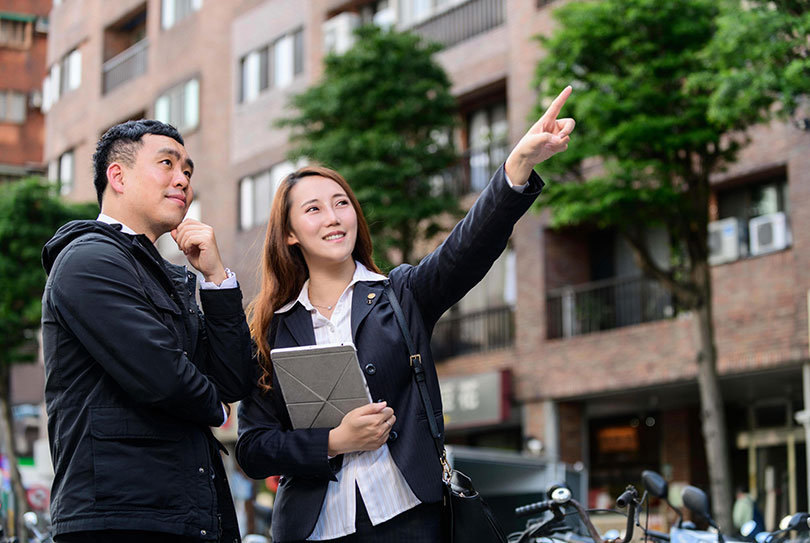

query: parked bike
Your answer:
[744,512,810,543]
[509,483,641,543]
[22,511,52,543]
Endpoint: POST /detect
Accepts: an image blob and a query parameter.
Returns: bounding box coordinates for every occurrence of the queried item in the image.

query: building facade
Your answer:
[43,0,810,533]
[0,0,49,181]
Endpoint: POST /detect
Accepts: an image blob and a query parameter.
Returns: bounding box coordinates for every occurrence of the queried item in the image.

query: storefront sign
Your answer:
[440,370,510,429]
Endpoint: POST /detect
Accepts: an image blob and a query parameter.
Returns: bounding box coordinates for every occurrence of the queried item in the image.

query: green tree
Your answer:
[281,25,458,268]
[698,0,810,129]
[0,178,95,539]
[532,0,747,528]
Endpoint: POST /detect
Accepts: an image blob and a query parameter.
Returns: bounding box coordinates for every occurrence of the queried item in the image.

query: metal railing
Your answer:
[438,142,510,197]
[102,39,148,94]
[408,0,505,49]
[432,305,514,361]
[546,275,676,339]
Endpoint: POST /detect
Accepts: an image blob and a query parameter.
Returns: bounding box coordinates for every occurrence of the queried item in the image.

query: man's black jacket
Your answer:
[41,220,253,541]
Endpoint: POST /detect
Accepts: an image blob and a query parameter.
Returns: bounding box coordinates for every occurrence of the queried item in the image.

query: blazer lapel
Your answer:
[281,304,317,346]
[351,282,385,340]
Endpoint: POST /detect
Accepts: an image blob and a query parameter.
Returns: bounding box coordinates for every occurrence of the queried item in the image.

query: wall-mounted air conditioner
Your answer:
[323,12,360,55]
[708,217,740,265]
[749,212,790,256]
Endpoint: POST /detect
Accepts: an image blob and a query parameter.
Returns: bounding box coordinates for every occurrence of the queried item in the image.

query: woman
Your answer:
[236,86,575,543]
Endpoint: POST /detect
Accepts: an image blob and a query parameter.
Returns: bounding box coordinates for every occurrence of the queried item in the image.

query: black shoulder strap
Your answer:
[385,284,444,459]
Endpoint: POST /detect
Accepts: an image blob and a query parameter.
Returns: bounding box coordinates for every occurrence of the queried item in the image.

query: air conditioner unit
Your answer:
[323,12,360,55]
[708,217,740,265]
[749,212,790,256]
[29,89,42,108]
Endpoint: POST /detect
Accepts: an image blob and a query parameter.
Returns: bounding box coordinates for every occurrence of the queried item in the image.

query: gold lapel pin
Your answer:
[366,293,376,305]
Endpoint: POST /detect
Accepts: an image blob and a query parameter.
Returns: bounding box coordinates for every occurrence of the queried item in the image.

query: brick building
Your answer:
[44,0,810,530]
[0,0,49,181]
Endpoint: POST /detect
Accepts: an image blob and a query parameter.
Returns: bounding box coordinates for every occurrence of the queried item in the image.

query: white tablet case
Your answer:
[271,343,369,429]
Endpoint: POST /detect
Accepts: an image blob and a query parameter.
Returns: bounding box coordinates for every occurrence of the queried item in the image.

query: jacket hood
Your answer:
[42,220,125,274]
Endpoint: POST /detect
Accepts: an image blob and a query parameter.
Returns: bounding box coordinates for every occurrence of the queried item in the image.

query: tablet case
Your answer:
[271,343,370,429]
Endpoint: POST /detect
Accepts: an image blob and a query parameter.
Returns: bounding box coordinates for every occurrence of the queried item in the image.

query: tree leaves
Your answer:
[0,178,96,368]
[280,25,459,268]
[695,0,810,128]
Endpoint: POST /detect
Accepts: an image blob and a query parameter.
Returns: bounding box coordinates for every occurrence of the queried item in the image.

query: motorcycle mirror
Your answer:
[681,486,717,528]
[642,470,669,499]
[546,482,571,500]
[741,520,758,538]
[754,532,770,543]
[785,512,810,531]
[604,529,621,540]
[22,511,38,529]
[550,486,572,504]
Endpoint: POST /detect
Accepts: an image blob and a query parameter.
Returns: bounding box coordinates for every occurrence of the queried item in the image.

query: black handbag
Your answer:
[386,285,507,543]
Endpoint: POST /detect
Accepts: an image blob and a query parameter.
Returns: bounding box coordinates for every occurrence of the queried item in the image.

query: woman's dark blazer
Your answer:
[236,165,544,542]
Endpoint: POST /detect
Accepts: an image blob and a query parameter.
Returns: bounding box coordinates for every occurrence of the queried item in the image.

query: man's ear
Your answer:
[107,163,126,195]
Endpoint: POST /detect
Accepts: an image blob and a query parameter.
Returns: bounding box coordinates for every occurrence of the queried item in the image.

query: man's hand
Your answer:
[505,85,576,184]
[328,402,395,456]
[171,219,227,285]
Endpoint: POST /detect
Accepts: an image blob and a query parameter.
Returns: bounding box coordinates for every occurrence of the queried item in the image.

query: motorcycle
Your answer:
[509,482,642,543]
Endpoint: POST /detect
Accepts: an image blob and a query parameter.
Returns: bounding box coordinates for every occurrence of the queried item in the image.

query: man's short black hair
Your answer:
[92,119,184,208]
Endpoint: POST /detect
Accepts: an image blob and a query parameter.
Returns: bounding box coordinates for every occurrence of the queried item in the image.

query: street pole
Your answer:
[801,361,810,508]
[795,291,810,511]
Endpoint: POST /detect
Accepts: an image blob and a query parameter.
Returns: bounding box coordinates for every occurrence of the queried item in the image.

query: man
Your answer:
[41,120,253,543]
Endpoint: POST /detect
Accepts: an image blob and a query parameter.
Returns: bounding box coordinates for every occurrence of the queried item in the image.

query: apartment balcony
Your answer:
[432,305,514,361]
[408,0,505,49]
[102,38,148,94]
[546,275,677,339]
[439,141,510,197]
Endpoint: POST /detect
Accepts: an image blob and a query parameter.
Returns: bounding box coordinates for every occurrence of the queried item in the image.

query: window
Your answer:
[239,161,295,230]
[48,150,75,195]
[467,101,508,192]
[273,34,293,89]
[162,0,202,29]
[155,78,200,133]
[398,0,466,27]
[60,49,82,95]
[240,47,268,103]
[239,28,304,103]
[359,0,394,27]
[0,17,32,48]
[0,90,27,123]
[43,47,81,111]
[715,172,790,256]
[431,249,517,359]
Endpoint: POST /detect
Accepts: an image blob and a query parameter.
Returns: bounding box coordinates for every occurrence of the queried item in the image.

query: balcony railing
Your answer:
[547,275,676,339]
[438,142,510,197]
[408,0,505,49]
[432,305,514,361]
[102,39,148,94]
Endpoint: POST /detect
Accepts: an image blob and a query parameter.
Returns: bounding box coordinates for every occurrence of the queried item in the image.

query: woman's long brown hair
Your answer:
[247,165,382,391]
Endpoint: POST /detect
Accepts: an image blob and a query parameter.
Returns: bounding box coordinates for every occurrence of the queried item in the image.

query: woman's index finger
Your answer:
[544,85,573,121]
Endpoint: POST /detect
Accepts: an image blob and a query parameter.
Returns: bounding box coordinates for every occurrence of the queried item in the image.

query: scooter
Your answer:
[744,512,810,543]
[510,483,642,543]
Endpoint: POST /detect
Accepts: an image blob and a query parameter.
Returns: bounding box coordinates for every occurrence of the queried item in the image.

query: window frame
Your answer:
[238,28,304,104]
[155,77,201,133]
[161,0,203,30]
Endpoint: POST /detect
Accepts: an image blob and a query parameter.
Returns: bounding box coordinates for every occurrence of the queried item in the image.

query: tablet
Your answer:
[271,343,370,429]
